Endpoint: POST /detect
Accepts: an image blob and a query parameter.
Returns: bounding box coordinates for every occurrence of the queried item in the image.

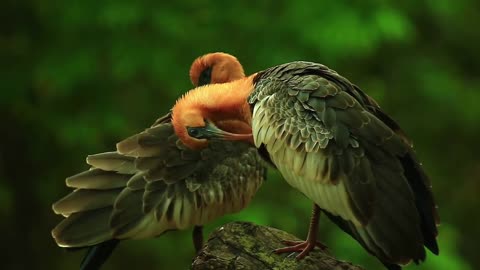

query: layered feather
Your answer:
[249,61,439,268]
[52,116,265,249]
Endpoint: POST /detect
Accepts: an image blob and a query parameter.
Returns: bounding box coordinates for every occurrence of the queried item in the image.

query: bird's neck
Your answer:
[171,75,256,149]
[194,75,256,132]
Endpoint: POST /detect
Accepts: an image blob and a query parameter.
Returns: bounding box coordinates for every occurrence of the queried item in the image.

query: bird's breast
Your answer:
[252,96,362,226]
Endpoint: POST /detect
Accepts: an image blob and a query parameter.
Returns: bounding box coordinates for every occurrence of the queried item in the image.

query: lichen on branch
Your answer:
[191,222,364,270]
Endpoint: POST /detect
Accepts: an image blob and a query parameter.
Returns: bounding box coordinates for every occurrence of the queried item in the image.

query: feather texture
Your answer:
[52,113,265,248]
[249,61,439,268]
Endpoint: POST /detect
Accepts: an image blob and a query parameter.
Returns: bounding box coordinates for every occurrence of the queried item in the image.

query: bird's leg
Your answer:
[274,204,326,260]
[192,225,204,253]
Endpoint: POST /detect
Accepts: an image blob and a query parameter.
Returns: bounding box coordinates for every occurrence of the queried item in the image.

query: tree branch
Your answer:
[191,222,364,270]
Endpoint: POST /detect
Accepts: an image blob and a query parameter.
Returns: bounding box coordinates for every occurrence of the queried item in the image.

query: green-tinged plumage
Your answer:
[52,115,265,248]
[249,61,439,269]
[52,53,265,270]
[66,168,131,190]
[53,189,120,216]
[53,207,113,247]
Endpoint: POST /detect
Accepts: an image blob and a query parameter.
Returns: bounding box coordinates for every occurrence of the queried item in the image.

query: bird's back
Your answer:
[248,61,439,268]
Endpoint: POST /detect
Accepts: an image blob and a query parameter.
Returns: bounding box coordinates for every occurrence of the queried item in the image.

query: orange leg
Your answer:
[193,225,203,253]
[274,204,326,260]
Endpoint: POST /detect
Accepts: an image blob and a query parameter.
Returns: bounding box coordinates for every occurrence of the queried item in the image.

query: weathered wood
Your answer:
[191,222,364,270]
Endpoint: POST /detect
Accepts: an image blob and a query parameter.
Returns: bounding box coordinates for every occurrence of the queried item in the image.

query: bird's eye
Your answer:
[187,127,203,139]
[198,67,212,86]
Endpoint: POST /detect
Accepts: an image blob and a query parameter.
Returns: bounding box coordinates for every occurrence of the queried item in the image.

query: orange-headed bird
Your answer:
[172,61,439,270]
[52,53,265,270]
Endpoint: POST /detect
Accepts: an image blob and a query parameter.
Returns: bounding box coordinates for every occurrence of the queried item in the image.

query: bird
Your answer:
[171,61,440,269]
[51,52,265,270]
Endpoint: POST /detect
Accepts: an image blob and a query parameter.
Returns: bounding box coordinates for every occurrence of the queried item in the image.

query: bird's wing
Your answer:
[249,62,406,225]
[52,113,265,246]
[249,62,437,264]
[150,111,172,127]
[113,114,264,236]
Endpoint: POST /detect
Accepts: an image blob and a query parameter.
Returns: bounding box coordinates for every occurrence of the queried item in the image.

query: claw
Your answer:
[274,240,328,260]
[286,252,297,259]
[274,205,326,260]
[281,240,328,250]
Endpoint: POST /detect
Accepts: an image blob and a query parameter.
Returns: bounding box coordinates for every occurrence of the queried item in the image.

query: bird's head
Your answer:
[172,79,255,150]
[189,52,245,86]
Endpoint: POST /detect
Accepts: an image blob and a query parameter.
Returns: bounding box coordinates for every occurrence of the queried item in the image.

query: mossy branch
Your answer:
[191,222,364,270]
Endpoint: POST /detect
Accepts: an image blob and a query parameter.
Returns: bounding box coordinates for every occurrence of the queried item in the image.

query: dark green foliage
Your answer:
[1,0,478,269]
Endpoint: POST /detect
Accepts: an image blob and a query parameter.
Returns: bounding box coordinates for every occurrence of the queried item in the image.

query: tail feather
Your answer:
[80,240,120,270]
[325,212,404,270]
[323,149,428,269]
[400,153,439,255]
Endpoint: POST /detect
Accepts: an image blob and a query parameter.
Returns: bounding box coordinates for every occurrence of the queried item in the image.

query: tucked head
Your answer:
[172,107,251,150]
[172,80,255,150]
[189,52,245,86]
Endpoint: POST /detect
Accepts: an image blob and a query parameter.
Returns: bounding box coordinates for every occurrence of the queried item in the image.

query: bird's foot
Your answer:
[274,240,327,260]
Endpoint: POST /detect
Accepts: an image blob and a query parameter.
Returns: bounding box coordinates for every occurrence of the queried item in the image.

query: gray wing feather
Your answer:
[52,113,265,247]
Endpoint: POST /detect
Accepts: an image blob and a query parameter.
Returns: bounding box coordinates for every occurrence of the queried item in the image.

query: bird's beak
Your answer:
[188,121,252,142]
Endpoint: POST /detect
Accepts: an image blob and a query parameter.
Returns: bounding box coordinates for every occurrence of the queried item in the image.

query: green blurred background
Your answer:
[1,0,479,269]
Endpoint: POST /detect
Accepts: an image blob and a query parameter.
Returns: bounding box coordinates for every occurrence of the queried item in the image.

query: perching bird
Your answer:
[171,61,440,269]
[51,52,265,270]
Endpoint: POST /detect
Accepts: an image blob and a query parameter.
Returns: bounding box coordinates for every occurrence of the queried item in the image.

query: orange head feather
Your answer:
[189,52,245,86]
[172,76,256,150]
